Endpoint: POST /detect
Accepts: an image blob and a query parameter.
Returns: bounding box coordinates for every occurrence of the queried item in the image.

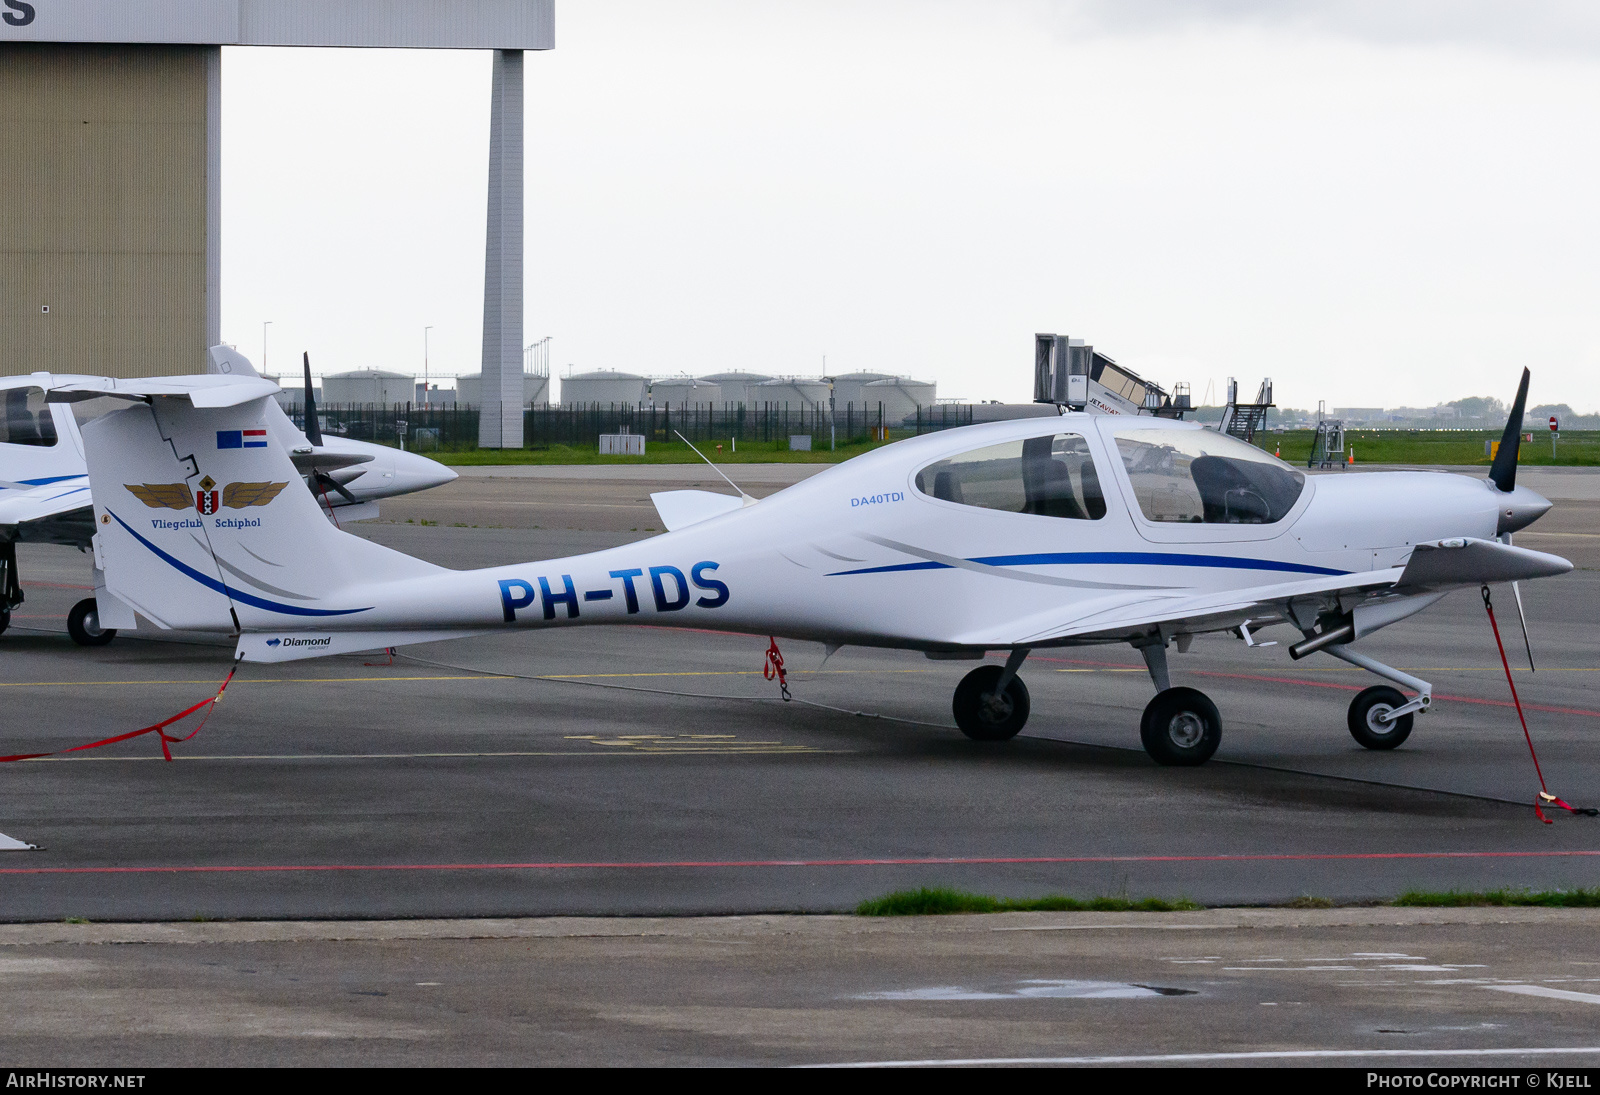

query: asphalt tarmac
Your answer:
[0,465,1597,923]
[5,908,1600,1067]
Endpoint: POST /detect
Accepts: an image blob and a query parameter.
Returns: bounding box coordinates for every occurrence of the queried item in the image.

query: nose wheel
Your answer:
[1140,687,1222,766]
[953,664,1031,741]
[1348,685,1413,750]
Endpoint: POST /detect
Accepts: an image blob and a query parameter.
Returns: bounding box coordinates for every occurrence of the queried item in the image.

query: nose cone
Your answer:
[390,448,458,495]
[1495,482,1552,535]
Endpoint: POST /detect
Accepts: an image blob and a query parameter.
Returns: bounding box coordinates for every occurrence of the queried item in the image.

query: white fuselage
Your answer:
[200,414,1531,657]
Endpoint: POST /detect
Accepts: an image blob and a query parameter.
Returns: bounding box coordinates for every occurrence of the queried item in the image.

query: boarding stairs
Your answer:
[1217,378,1274,443]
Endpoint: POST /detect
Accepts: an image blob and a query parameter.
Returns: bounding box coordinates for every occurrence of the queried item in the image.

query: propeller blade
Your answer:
[1488,366,1530,493]
[302,352,323,448]
[1511,579,1536,672]
[314,471,358,505]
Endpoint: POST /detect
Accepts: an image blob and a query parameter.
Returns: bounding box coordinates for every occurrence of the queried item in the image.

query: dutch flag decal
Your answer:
[217,429,269,449]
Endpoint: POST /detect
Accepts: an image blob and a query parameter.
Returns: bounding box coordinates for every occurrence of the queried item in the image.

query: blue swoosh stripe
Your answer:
[18,475,86,487]
[42,487,90,502]
[828,552,1348,578]
[110,510,373,618]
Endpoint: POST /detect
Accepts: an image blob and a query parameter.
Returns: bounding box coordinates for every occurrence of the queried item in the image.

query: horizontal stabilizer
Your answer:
[237,629,494,663]
[650,489,745,532]
[1397,537,1572,591]
[48,375,281,408]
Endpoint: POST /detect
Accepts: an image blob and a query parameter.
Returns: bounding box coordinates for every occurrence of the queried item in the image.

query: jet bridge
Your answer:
[1033,333,1188,418]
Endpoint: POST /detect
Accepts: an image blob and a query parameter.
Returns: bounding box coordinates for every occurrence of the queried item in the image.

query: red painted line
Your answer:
[2,850,1600,876]
[1192,670,1600,720]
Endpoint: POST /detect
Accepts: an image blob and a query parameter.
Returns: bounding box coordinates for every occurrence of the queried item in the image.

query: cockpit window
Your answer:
[0,387,58,448]
[1114,428,1304,524]
[914,433,1106,520]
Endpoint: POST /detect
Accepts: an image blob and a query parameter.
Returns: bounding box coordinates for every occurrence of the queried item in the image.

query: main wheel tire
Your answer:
[0,604,8,635]
[67,598,116,647]
[1348,685,1412,750]
[953,664,1031,742]
[1140,687,1222,766]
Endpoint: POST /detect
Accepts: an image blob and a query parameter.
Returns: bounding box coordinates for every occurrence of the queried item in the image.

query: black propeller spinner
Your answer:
[1488,367,1530,493]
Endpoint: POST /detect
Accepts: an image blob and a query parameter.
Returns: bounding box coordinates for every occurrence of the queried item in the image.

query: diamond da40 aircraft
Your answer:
[61,366,1568,766]
[0,346,456,646]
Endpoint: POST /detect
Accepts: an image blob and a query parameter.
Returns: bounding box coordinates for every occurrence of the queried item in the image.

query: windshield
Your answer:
[1114,427,1304,524]
[914,433,1106,520]
[1,387,58,448]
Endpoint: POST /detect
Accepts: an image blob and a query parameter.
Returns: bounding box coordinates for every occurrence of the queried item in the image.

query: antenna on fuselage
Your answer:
[674,430,755,506]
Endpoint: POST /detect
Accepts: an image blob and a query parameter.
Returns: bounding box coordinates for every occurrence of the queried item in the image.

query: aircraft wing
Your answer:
[961,537,1571,648]
[0,479,95,546]
[959,569,1402,648]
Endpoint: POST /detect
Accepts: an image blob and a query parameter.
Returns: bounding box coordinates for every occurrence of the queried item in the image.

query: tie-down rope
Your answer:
[1481,585,1596,824]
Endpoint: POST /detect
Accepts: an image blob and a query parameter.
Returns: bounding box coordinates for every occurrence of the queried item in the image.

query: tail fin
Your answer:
[205,345,261,378]
[83,385,440,634]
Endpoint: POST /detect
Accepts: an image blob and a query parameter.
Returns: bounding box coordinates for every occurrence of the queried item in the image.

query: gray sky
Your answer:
[220,1,1600,411]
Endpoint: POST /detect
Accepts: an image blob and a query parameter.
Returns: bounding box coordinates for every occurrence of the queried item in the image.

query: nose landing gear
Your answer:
[1347,685,1413,749]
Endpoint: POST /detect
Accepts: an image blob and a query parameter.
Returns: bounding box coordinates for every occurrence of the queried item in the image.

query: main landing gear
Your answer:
[67,598,116,647]
[953,649,1031,741]
[0,541,118,647]
[0,540,20,639]
[1135,639,1222,766]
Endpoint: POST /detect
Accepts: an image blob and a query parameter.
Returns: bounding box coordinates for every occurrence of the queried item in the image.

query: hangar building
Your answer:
[0,0,553,448]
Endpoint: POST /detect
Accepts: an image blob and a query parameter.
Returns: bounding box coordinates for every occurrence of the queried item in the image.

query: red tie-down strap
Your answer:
[1482,586,1598,823]
[763,637,791,702]
[0,661,240,764]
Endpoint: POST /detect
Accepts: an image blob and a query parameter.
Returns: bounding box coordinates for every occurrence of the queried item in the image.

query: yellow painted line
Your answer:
[22,749,850,762]
[537,669,936,680]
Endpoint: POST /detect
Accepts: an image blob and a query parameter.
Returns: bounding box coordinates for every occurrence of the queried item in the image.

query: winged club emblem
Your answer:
[125,484,192,510]
[222,481,289,509]
[124,481,289,512]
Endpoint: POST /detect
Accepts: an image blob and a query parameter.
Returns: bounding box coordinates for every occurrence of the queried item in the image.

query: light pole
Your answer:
[423,326,433,405]
[824,354,835,452]
[262,320,273,373]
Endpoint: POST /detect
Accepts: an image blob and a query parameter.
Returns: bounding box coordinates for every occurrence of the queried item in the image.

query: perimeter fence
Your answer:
[285,401,973,451]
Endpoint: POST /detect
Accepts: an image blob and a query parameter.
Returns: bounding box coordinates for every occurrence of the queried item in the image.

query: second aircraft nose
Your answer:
[391,448,459,493]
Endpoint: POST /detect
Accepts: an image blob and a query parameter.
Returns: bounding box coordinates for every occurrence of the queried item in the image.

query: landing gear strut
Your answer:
[1323,644,1430,751]
[1133,637,1224,766]
[0,540,20,638]
[953,649,1031,741]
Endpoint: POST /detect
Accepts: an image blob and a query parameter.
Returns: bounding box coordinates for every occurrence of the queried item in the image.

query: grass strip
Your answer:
[855,886,1201,916]
[1394,888,1600,908]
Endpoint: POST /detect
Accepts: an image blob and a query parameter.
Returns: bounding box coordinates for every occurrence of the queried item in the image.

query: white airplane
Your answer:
[0,347,457,646]
[62,367,1568,766]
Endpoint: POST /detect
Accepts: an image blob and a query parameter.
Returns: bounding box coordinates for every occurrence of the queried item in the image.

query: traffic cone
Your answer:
[1348,447,1355,467]
[1275,442,1281,458]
